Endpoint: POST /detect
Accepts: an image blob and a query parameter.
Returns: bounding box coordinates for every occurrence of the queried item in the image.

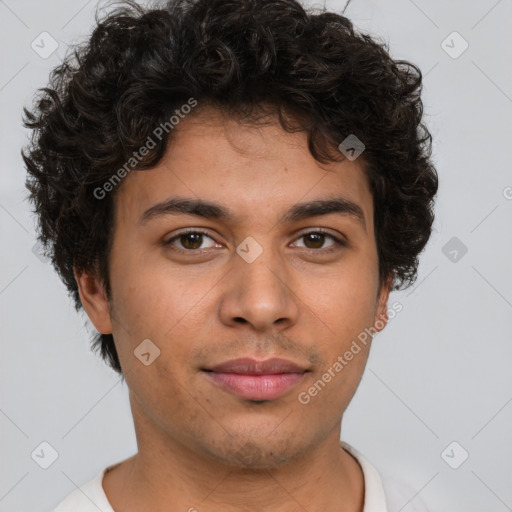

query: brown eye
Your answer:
[165,230,218,251]
[303,233,326,249]
[179,232,203,250]
[293,230,343,251]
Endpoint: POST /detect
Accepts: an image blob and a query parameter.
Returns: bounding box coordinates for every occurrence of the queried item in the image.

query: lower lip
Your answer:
[204,371,305,401]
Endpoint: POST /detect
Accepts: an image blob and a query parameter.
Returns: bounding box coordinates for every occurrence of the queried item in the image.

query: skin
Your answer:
[76,106,392,512]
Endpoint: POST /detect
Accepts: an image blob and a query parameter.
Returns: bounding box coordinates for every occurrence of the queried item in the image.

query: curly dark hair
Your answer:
[22,0,438,375]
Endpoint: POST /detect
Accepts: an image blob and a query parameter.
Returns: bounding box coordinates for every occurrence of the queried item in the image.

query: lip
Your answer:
[202,357,309,401]
[206,357,308,375]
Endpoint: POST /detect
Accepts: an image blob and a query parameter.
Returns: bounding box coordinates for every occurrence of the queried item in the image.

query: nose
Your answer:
[218,243,300,332]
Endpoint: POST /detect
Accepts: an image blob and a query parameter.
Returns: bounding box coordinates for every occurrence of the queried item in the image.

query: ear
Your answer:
[74,266,113,334]
[373,274,393,334]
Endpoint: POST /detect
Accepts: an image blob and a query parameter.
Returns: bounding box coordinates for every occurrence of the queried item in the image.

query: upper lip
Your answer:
[204,357,308,375]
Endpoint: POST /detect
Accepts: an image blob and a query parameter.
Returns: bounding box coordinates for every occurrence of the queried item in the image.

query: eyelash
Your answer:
[164,228,346,254]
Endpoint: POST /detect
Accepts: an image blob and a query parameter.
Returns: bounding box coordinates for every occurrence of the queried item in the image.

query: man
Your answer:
[23,0,438,510]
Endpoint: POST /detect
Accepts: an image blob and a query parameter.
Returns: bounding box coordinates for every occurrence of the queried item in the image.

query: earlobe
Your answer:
[74,267,113,335]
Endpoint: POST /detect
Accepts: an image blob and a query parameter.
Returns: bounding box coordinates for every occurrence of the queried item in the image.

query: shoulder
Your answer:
[51,465,116,512]
[341,441,431,512]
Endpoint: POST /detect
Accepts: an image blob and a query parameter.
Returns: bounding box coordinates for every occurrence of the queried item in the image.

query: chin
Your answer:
[201,430,308,470]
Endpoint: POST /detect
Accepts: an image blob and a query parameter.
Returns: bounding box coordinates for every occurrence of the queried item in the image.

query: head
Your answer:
[23,0,437,467]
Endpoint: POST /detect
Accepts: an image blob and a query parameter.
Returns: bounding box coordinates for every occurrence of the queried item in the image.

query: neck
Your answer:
[103,399,364,512]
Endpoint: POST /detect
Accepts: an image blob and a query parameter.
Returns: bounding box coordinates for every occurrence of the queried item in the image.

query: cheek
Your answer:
[297,278,375,413]
[126,359,204,441]
[109,248,187,326]
[108,252,219,370]
[305,258,379,335]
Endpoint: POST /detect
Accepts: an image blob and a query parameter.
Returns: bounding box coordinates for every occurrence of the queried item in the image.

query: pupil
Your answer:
[182,233,202,249]
[306,233,324,249]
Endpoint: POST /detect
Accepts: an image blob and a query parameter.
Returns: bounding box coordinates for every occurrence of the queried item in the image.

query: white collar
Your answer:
[341,440,388,511]
[54,441,388,511]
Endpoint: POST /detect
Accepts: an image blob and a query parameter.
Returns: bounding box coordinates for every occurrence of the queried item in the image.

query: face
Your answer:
[78,107,390,470]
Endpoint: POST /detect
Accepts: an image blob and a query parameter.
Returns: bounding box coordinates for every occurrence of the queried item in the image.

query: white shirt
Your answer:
[52,441,429,511]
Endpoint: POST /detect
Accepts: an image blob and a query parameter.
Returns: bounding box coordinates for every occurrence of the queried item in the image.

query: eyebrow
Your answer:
[139,196,366,230]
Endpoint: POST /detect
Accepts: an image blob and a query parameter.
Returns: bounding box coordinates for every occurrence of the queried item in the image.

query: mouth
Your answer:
[201,357,309,401]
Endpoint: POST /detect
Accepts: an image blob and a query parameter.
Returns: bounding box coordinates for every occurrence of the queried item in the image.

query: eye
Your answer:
[164,228,346,254]
[292,230,345,251]
[164,230,220,251]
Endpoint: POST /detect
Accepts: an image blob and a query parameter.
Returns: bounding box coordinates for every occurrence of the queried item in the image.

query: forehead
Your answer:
[115,107,373,228]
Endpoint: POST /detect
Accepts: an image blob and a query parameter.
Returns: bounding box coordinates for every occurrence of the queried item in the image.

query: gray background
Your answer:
[1,0,511,511]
